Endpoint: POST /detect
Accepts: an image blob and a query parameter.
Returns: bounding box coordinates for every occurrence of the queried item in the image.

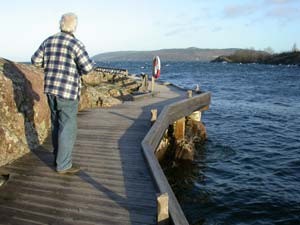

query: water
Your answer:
[96,61,300,225]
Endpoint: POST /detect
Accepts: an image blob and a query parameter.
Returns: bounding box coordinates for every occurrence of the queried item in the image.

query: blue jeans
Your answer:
[47,94,78,171]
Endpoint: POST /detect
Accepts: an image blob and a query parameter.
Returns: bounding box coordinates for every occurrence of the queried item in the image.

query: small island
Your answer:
[211,49,300,65]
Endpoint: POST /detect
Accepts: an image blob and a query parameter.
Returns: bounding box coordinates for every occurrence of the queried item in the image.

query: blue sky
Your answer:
[1,0,299,61]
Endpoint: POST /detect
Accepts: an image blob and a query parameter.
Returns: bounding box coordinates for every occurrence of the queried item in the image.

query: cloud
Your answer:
[265,0,299,4]
[262,0,300,24]
[266,7,300,20]
[223,4,257,18]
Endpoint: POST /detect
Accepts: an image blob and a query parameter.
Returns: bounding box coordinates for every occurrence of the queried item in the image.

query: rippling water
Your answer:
[97,61,300,225]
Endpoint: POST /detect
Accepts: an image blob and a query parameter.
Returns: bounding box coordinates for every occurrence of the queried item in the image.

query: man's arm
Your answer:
[75,43,94,75]
[31,42,44,68]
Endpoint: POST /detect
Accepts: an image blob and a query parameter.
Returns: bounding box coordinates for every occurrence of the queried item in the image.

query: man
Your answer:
[31,13,94,174]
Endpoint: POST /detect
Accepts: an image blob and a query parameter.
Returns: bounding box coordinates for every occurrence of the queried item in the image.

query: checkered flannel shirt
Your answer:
[31,32,94,100]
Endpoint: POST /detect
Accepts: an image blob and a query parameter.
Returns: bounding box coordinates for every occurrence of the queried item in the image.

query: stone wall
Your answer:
[0,58,141,166]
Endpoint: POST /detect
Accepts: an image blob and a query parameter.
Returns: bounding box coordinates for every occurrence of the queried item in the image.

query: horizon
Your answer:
[1,0,300,61]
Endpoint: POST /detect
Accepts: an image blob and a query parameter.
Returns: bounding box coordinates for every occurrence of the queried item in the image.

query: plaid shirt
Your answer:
[31,32,94,100]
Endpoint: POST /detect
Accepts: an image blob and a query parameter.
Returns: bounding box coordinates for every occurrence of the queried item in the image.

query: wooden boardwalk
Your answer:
[0,84,186,225]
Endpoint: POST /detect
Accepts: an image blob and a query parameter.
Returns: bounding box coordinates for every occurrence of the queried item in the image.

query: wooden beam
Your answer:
[174,118,185,141]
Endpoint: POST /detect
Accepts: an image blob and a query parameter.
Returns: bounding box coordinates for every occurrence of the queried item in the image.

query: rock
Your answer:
[175,139,194,161]
[211,55,233,63]
[0,58,50,166]
[79,70,140,110]
[79,85,123,110]
[189,120,207,143]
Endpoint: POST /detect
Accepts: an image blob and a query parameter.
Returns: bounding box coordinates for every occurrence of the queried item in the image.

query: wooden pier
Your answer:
[0,83,210,225]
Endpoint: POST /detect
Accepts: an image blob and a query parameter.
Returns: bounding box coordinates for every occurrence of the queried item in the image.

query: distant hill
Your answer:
[92,47,240,62]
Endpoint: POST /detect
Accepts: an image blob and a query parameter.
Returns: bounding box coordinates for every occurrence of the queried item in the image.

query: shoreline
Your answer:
[211,51,300,66]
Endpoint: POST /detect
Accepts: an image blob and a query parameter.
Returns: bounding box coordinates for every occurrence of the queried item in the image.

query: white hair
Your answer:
[60,13,78,33]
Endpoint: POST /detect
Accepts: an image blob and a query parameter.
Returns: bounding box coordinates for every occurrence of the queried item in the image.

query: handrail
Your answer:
[141,91,211,225]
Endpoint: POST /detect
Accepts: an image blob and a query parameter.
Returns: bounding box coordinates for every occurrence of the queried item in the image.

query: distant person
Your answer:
[31,13,94,175]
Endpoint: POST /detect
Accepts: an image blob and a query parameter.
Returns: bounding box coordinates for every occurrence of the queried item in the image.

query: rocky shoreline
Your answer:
[0,58,141,166]
[211,50,300,65]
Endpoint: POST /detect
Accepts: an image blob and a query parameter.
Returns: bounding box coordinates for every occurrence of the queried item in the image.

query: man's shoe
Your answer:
[57,165,80,175]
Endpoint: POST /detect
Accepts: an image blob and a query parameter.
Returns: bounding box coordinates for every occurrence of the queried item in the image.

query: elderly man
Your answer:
[31,13,94,174]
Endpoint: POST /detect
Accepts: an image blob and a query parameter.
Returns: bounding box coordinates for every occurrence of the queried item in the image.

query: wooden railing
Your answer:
[141,91,211,225]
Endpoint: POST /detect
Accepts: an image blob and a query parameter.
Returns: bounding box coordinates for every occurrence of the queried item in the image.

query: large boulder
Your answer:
[0,58,50,166]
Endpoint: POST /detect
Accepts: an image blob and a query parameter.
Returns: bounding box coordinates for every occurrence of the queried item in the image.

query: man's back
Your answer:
[31,32,93,100]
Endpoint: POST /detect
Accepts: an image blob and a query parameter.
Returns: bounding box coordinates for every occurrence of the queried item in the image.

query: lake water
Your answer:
[97,61,300,225]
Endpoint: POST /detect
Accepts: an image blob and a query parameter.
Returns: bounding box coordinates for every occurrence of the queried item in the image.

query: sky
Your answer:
[0,0,299,61]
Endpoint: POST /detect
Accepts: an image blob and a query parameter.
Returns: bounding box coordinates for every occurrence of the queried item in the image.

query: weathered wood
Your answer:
[187,90,193,98]
[151,76,155,92]
[174,117,185,141]
[142,143,189,225]
[189,110,201,122]
[157,193,169,225]
[199,104,209,112]
[144,92,211,153]
[151,109,158,125]
[5,180,157,205]
[138,74,149,92]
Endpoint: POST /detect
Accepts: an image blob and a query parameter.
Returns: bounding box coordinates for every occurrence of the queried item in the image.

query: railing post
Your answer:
[139,73,149,92]
[151,76,155,92]
[195,84,201,94]
[187,90,192,98]
[151,109,158,125]
[157,193,169,225]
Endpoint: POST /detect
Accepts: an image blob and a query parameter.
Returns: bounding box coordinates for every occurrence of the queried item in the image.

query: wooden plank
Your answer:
[2,180,157,206]
[9,174,156,193]
[2,193,156,224]
[6,166,153,184]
